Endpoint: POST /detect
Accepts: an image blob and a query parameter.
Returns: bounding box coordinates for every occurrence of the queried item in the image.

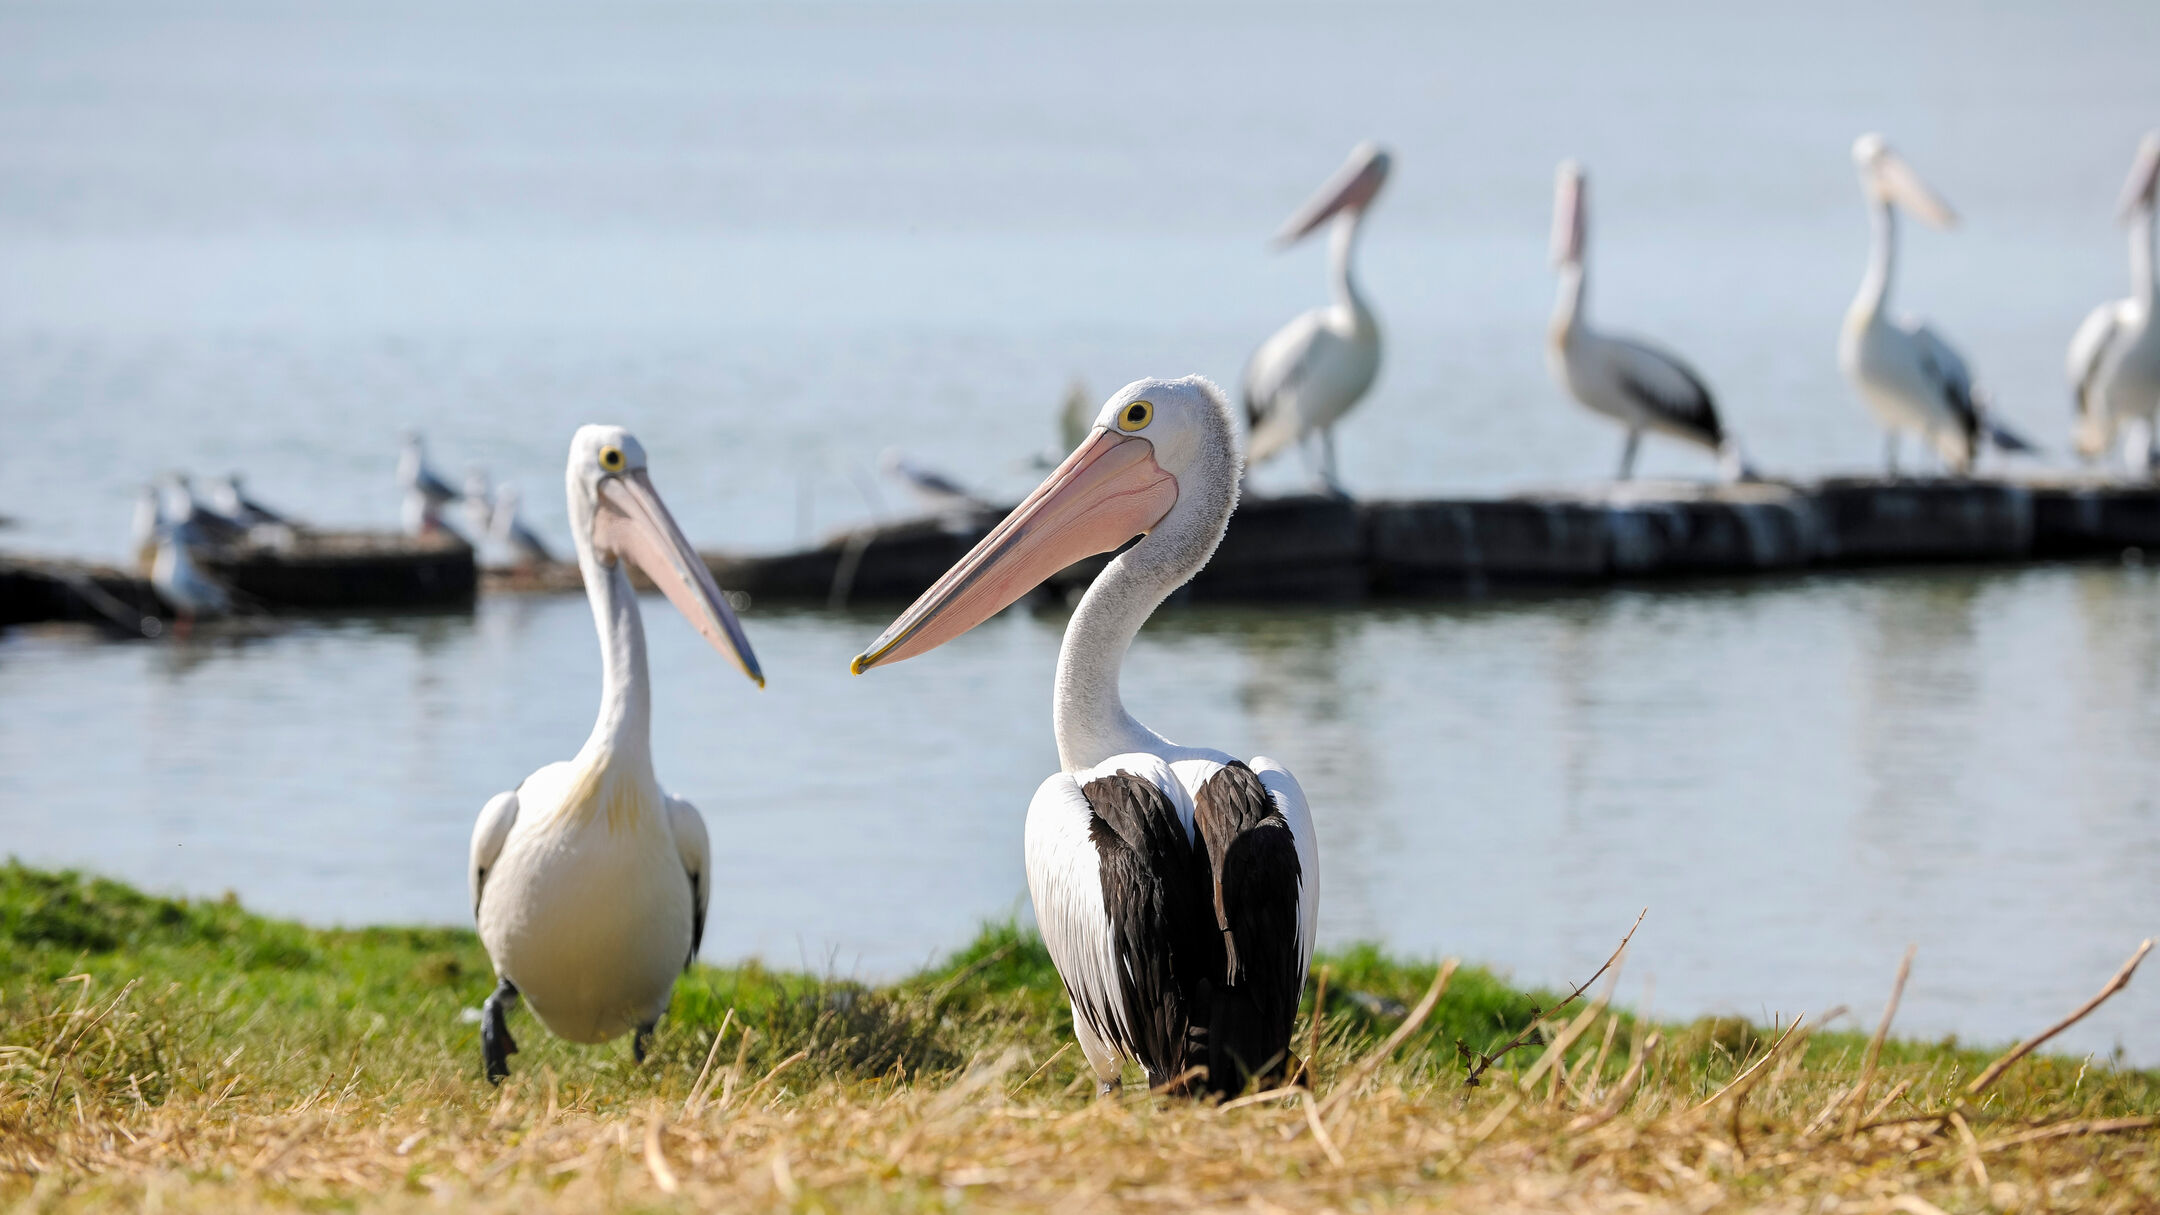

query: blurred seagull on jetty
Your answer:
[2068,131,2160,471]
[468,425,762,1082]
[399,432,461,537]
[1243,141,1390,496]
[1840,134,2034,475]
[463,468,495,540]
[1547,160,1751,481]
[131,484,163,570]
[1023,380,1100,472]
[880,448,993,517]
[489,484,556,567]
[150,519,234,633]
[162,474,248,546]
[209,473,292,529]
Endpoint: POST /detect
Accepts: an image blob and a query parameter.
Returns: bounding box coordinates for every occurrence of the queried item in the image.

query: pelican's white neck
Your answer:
[1329,211,1373,326]
[576,540,655,779]
[1052,424,1240,772]
[1853,194,1896,323]
[1553,260,1587,340]
[2132,204,2156,307]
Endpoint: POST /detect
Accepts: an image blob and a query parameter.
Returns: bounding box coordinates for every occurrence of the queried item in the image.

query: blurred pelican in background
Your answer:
[399,431,460,536]
[1840,134,2034,475]
[468,426,762,1083]
[2069,132,2160,471]
[489,484,556,567]
[853,379,1315,1098]
[1547,160,1748,481]
[1243,142,1390,496]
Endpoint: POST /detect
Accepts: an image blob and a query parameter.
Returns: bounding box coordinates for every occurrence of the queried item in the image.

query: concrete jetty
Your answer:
[705,476,2160,606]
[0,531,475,632]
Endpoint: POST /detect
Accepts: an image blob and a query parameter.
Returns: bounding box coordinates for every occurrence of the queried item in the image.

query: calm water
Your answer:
[3,2,2160,1061]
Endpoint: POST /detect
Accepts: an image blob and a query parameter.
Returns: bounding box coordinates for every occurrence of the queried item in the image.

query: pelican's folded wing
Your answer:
[468,790,520,921]
[665,794,712,968]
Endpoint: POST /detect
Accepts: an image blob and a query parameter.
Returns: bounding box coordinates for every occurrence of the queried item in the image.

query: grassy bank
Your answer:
[1,863,2154,1212]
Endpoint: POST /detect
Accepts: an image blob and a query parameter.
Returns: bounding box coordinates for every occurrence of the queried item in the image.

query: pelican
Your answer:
[1841,134,2034,474]
[1243,142,1390,495]
[150,520,234,626]
[853,378,1315,1097]
[490,484,557,567]
[468,425,762,1082]
[209,473,291,529]
[1548,161,1748,481]
[399,432,459,537]
[2068,132,2160,470]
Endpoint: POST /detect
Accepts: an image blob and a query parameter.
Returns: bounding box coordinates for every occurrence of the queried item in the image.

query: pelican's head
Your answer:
[565,424,763,688]
[1273,141,1391,247]
[2117,131,2160,224]
[1853,133,1958,230]
[1551,159,1587,268]
[851,377,1233,674]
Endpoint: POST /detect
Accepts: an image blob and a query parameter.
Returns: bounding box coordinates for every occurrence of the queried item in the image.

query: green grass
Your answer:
[3,860,2156,1213]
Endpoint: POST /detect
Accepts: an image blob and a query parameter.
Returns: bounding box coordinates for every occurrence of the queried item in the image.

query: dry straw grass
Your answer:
[2,864,2157,1213]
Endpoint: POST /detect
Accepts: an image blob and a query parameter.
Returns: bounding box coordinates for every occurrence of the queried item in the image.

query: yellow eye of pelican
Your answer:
[1118,400,1153,432]
[599,446,625,472]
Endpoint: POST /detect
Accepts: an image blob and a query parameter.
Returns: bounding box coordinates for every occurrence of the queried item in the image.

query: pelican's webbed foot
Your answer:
[481,978,520,1084]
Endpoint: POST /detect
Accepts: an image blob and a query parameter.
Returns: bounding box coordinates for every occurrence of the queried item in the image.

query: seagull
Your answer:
[208,473,292,529]
[489,484,557,567]
[469,425,763,1083]
[880,448,992,515]
[150,520,235,630]
[1243,141,1391,495]
[399,432,460,537]
[463,468,495,541]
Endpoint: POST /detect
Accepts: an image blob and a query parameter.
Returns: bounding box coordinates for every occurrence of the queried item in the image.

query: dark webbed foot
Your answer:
[633,1021,656,1065]
[481,978,520,1085]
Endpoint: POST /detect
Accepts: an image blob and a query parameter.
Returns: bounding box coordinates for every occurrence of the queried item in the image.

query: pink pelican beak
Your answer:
[1273,141,1392,247]
[850,428,1179,673]
[2118,131,2160,224]
[593,469,763,687]
[1551,159,1586,267]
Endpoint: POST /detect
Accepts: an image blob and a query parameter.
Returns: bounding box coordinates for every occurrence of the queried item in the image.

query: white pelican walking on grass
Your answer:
[2068,132,2160,470]
[852,377,1316,1098]
[1548,160,1748,481]
[1243,143,1390,495]
[1840,134,2034,475]
[468,425,763,1082]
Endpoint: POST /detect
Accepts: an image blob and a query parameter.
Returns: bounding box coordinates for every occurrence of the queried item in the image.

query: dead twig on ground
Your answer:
[1966,938,2151,1098]
[1464,909,1644,1088]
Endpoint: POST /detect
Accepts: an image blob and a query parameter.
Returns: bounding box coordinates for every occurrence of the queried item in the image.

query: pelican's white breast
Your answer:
[477,754,692,1044]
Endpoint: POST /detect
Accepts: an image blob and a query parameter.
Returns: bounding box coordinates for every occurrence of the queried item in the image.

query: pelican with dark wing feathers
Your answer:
[853,378,1316,1098]
[1548,161,1749,480]
[1840,134,2035,474]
